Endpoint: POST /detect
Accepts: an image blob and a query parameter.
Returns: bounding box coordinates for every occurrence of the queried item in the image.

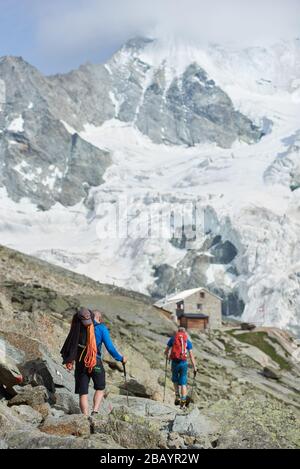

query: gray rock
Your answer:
[109,395,176,420]
[5,429,122,449]
[0,56,111,208]
[114,45,261,148]
[8,384,49,407]
[21,354,75,394]
[12,404,43,425]
[53,388,80,415]
[39,414,91,437]
[0,400,30,437]
[0,335,24,394]
[88,433,124,449]
[4,429,91,449]
[262,366,281,380]
[0,439,8,449]
[167,432,186,449]
[172,407,220,437]
[49,408,66,418]
[0,37,261,209]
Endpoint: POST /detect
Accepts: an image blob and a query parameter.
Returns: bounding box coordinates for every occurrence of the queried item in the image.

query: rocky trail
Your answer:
[0,244,300,449]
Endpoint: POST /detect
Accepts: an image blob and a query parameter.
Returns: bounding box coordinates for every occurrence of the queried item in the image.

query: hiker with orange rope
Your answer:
[61,308,127,416]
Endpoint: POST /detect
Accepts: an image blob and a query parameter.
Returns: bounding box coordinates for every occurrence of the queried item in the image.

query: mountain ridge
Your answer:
[0,36,300,330]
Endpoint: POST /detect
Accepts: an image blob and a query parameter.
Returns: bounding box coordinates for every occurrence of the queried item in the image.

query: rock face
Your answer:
[172,408,220,438]
[0,38,261,210]
[0,58,111,209]
[112,50,261,147]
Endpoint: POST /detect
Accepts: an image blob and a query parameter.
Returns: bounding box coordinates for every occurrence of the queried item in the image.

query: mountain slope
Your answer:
[0,244,299,449]
[0,37,300,331]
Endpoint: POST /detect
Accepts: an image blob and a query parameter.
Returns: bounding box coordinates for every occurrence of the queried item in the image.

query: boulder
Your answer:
[172,408,220,438]
[8,384,49,408]
[262,366,281,380]
[49,408,66,419]
[119,378,160,400]
[91,409,167,449]
[167,432,186,449]
[20,355,74,393]
[53,388,80,415]
[11,404,43,426]
[5,429,121,449]
[0,336,23,394]
[88,433,123,449]
[0,401,29,437]
[39,414,90,438]
[109,395,176,421]
[4,430,92,449]
[32,403,52,419]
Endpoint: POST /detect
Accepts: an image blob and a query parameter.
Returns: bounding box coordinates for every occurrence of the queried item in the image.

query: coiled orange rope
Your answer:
[84,323,97,373]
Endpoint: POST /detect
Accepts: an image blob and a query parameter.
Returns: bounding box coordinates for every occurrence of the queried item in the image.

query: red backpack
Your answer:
[170,331,188,361]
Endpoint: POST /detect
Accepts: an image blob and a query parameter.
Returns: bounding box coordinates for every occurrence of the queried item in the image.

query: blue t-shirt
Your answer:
[94,322,123,362]
[167,336,193,350]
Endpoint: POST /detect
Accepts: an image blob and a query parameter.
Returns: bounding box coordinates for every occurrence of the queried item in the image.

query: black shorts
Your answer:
[75,355,105,395]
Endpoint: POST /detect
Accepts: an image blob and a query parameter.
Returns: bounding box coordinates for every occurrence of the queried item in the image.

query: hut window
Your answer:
[197,303,203,311]
[200,292,205,299]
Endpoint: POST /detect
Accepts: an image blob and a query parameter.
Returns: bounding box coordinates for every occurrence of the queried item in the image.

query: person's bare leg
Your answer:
[180,385,187,398]
[173,383,180,403]
[93,390,105,413]
[79,394,89,416]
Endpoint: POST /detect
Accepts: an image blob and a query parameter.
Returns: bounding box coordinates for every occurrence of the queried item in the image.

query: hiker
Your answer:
[61,308,127,416]
[165,326,197,408]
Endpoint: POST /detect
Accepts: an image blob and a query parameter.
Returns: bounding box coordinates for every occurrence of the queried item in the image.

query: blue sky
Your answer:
[0,0,299,75]
[0,0,123,74]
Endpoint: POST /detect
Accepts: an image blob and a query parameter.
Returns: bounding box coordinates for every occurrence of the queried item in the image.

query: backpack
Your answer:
[170,331,188,361]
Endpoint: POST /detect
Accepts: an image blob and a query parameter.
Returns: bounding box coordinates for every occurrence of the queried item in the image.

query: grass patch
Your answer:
[226,331,291,371]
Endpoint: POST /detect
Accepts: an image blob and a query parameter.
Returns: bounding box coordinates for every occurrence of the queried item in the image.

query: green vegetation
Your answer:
[226,331,291,371]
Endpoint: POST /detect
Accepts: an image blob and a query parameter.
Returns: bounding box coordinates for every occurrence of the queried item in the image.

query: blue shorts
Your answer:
[171,360,188,386]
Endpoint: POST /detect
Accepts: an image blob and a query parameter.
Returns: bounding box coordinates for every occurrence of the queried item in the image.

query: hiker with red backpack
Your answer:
[165,327,197,408]
[61,308,127,416]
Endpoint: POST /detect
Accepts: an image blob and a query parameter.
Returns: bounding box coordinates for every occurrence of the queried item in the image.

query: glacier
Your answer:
[0,37,300,334]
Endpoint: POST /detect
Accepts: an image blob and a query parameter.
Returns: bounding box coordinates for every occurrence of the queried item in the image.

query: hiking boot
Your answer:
[185,396,192,408]
[174,397,181,406]
[91,411,99,416]
[180,399,187,409]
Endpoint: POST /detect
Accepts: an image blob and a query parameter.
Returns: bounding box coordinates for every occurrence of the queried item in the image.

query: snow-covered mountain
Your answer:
[0,36,300,334]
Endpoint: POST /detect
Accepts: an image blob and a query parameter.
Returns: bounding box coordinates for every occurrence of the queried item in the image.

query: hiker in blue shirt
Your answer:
[63,309,127,416]
[83,309,127,415]
[165,327,197,408]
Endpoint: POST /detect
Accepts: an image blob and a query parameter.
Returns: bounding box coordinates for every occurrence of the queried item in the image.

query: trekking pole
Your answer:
[190,368,197,403]
[163,356,168,402]
[122,363,129,407]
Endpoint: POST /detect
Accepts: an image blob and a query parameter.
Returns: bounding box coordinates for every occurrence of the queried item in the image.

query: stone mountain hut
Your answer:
[154,287,222,331]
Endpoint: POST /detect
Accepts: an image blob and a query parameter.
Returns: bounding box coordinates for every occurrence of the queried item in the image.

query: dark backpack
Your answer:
[170,331,188,361]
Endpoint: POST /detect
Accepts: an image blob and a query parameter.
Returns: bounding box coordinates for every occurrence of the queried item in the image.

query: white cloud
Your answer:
[34,0,300,67]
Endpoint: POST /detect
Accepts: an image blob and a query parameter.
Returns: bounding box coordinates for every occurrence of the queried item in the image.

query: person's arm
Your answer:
[101,325,124,362]
[187,339,197,373]
[189,350,197,372]
[165,337,173,358]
